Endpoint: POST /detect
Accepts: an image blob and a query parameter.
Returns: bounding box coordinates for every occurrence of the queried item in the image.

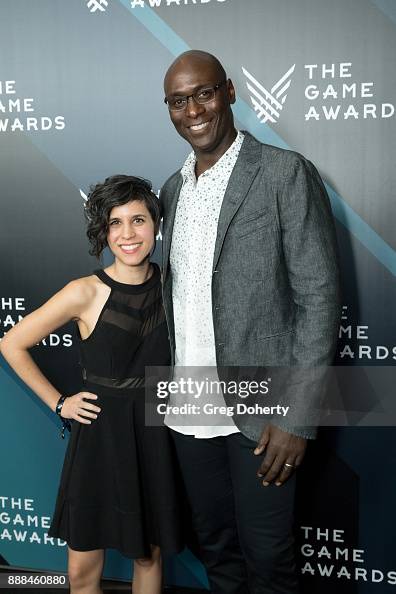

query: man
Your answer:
[160,50,340,594]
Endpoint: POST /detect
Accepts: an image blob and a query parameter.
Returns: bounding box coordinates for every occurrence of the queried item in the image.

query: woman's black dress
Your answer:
[49,264,184,558]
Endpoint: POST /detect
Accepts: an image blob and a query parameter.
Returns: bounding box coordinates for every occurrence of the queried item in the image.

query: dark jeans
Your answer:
[171,430,299,594]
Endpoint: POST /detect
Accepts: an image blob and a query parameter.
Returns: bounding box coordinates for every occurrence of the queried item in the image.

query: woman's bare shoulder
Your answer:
[62,274,107,309]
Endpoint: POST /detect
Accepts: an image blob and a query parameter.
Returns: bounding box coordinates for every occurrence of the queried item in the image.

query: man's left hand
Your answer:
[254,424,307,487]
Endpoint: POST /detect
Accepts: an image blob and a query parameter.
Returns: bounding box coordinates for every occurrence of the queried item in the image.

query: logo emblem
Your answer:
[242,64,295,123]
[86,0,109,13]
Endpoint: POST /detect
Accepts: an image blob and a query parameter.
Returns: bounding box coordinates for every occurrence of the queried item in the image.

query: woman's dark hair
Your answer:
[84,174,160,259]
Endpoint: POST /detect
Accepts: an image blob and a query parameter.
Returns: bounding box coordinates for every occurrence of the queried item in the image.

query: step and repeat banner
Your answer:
[1,0,395,591]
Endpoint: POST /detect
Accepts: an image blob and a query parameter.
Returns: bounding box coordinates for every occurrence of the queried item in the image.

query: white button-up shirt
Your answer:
[165,131,244,438]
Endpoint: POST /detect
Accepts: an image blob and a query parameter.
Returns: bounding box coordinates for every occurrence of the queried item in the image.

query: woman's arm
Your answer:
[0,279,101,423]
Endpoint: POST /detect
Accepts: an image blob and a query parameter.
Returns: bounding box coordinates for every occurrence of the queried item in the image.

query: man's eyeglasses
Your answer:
[164,80,227,111]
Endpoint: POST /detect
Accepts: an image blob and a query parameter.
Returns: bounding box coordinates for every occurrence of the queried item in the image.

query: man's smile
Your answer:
[187,120,212,132]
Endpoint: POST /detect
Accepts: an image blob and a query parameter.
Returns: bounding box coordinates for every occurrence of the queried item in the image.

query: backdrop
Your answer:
[1,0,395,591]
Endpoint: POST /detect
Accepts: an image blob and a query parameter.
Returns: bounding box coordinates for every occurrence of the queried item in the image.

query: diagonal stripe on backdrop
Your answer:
[118,0,396,277]
[1,359,58,427]
[370,0,396,25]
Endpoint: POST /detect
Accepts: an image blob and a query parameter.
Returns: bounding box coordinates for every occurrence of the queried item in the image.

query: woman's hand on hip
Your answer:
[61,392,101,424]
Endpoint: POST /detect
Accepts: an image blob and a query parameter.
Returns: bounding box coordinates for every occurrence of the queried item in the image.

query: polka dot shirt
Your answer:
[167,131,244,437]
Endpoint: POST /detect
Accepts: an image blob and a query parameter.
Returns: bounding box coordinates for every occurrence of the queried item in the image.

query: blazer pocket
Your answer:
[232,209,273,238]
[257,329,294,341]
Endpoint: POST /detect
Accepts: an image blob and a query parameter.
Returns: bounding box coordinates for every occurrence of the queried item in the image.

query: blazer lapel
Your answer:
[213,132,262,271]
[162,174,183,278]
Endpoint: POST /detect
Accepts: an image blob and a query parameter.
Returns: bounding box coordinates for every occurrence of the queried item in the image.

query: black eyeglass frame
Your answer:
[164,80,228,111]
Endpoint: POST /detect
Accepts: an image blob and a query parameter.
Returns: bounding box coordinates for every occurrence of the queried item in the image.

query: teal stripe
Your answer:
[118,0,189,53]
[326,185,395,273]
[370,0,396,25]
[120,0,396,276]
[177,548,210,589]
[0,359,58,427]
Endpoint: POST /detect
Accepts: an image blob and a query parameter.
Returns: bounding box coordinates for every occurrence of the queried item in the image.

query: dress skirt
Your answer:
[48,381,185,558]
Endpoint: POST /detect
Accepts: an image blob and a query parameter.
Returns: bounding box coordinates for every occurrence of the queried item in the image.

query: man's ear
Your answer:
[227,79,236,105]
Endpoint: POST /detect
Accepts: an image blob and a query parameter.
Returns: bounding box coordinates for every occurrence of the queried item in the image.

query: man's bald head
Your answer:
[163,50,236,165]
[164,50,227,90]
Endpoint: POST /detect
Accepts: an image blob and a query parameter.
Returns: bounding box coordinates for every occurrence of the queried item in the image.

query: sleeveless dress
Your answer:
[48,264,184,558]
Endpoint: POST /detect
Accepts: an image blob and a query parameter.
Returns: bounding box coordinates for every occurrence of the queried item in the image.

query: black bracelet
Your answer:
[55,395,67,416]
[55,395,72,439]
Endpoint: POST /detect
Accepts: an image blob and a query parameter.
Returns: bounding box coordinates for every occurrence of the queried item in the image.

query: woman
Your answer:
[0,175,184,594]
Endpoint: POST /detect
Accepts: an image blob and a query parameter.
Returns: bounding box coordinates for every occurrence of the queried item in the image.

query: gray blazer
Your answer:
[160,131,341,440]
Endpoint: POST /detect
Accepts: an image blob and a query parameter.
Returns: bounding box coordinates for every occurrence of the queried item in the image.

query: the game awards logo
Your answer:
[130,0,229,7]
[86,0,109,13]
[242,64,296,124]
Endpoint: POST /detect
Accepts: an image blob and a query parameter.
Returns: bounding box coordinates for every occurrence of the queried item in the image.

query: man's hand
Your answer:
[254,424,307,487]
